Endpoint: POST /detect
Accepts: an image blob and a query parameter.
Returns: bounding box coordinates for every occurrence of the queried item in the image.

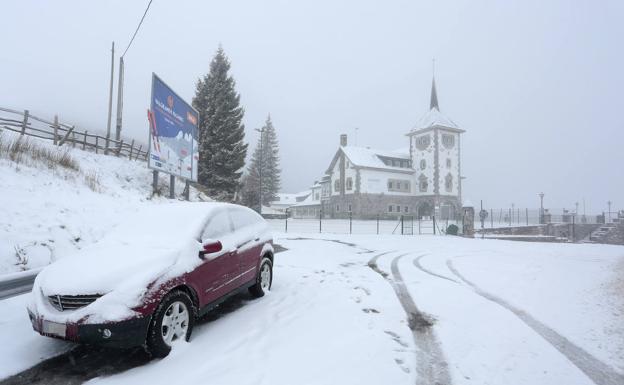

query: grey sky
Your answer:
[2,0,622,212]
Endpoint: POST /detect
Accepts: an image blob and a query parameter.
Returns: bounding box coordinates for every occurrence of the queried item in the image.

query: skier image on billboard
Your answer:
[148,73,199,182]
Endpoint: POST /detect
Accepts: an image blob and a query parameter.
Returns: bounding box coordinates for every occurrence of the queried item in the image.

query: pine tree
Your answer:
[242,115,281,211]
[192,47,247,201]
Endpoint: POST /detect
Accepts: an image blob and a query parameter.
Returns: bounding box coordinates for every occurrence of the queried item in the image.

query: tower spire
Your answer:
[430,59,439,110]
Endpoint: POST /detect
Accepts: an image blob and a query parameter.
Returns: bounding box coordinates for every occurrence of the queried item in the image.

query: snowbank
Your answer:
[0,131,208,276]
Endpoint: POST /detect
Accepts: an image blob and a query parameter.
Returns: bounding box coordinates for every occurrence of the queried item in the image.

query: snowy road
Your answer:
[0,235,622,385]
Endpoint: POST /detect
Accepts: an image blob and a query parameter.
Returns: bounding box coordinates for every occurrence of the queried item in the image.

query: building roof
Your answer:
[270,191,310,207]
[325,146,412,174]
[412,107,459,130]
[407,75,464,134]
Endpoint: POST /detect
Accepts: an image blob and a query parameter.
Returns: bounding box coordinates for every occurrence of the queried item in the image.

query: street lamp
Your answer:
[255,127,265,214]
[539,192,545,224]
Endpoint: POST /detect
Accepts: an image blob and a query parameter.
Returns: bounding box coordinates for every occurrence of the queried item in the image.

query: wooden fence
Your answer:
[0,106,148,161]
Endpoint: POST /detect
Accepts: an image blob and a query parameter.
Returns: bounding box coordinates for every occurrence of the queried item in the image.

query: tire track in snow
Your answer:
[369,252,452,385]
[412,254,458,283]
[446,260,624,385]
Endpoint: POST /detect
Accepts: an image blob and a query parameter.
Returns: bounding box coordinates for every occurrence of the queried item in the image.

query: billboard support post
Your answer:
[184,180,190,201]
[152,170,159,195]
[169,175,175,199]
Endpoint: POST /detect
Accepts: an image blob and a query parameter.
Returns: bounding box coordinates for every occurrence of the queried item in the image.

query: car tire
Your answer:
[146,290,195,358]
[249,257,273,298]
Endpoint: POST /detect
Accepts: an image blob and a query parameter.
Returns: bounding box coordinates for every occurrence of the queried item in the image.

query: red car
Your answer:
[27,202,274,357]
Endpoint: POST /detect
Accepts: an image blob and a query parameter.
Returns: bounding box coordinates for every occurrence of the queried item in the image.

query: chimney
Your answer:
[340,134,347,146]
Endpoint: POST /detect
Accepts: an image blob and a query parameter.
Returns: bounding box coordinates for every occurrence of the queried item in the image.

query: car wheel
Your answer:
[249,257,273,298]
[146,290,195,358]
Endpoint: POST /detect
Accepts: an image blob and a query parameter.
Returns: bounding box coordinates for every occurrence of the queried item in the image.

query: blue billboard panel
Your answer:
[148,73,199,182]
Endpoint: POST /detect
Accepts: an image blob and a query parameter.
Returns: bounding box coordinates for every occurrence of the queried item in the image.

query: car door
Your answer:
[193,209,240,306]
[229,207,265,287]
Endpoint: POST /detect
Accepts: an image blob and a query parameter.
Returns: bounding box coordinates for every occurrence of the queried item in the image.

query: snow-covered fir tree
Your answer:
[192,47,247,201]
[242,115,281,211]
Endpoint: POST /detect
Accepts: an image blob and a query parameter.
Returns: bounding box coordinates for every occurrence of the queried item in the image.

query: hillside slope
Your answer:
[0,131,208,275]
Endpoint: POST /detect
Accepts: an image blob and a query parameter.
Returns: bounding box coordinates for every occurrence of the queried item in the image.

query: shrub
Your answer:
[446,224,459,235]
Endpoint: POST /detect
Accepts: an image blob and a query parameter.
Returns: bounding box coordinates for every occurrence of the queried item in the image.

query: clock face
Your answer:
[442,134,455,149]
[415,134,430,151]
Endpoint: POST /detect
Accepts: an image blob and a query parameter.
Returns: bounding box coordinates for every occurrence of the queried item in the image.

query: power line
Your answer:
[121,0,154,58]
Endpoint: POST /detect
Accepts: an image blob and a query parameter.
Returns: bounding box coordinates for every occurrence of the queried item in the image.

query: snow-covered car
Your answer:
[27,202,274,357]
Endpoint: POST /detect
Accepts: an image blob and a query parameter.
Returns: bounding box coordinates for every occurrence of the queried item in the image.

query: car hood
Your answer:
[31,240,202,324]
[38,243,182,297]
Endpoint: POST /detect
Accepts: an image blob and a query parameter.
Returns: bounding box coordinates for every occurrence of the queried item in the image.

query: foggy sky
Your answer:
[2,0,623,213]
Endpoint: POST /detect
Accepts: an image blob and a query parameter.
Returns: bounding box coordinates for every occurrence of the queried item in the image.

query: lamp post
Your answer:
[255,127,265,214]
[607,200,612,223]
[539,192,545,224]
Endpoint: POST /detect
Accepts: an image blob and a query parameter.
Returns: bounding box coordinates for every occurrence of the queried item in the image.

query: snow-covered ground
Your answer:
[0,234,622,384]
[0,131,206,275]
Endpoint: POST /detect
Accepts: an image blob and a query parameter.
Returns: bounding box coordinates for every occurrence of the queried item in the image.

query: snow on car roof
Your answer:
[105,202,231,246]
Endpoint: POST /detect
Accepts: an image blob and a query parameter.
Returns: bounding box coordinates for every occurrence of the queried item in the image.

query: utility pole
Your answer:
[105,42,115,155]
[607,200,612,222]
[539,192,545,224]
[255,127,265,213]
[115,56,124,141]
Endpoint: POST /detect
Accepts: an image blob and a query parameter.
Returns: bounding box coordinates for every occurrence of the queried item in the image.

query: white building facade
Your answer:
[292,78,465,220]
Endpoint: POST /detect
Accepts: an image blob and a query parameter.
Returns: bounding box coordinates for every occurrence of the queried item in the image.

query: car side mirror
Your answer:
[199,240,223,259]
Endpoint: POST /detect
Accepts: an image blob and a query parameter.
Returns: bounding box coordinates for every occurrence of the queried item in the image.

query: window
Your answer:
[315,192,320,200]
[388,179,411,192]
[445,173,453,193]
[201,210,232,240]
[419,174,428,192]
[229,208,261,230]
[420,159,426,170]
[346,177,353,191]
[348,204,352,212]
[388,205,393,213]
[404,206,409,213]
[334,179,340,192]
[336,204,340,212]
[446,158,451,168]
[396,205,401,213]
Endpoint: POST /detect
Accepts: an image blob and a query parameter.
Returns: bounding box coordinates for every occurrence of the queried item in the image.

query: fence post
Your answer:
[349,211,352,234]
[376,214,379,234]
[94,135,98,153]
[116,140,123,157]
[183,180,190,201]
[433,215,436,235]
[401,215,404,235]
[20,110,29,135]
[58,125,75,146]
[83,131,88,150]
[319,210,322,233]
[285,210,288,233]
[419,216,421,234]
[72,130,76,148]
[129,139,135,159]
[136,145,142,161]
[53,115,59,145]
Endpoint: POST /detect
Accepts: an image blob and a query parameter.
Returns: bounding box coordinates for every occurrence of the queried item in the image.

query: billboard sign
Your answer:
[148,73,199,182]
